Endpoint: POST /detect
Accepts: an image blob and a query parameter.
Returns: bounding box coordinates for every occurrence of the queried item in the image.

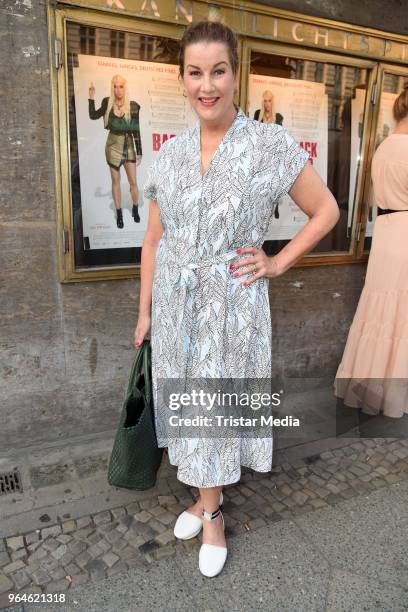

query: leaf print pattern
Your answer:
[143,107,309,487]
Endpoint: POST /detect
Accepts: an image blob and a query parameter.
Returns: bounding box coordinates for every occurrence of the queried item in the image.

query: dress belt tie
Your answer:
[169,249,241,381]
[172,250,240,291]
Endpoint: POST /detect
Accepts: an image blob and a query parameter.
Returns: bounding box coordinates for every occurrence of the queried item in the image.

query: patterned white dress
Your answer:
[143,106,309,487]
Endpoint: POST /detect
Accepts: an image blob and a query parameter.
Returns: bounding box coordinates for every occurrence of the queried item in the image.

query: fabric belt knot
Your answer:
[174,263,200,290]
[172,250,239,291]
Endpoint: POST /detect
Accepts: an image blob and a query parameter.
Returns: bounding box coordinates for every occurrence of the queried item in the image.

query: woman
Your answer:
[253,90,284,125]
[335,83,408,418]
[88,74,142,229]
[254,90,284,219]
[134,20,339,578]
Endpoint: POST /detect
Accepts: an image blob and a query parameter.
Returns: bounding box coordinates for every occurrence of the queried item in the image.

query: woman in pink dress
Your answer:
[335,83,408,418]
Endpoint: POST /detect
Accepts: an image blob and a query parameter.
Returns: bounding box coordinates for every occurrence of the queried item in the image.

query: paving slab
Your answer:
[292,482,408,589]
[1,431,408,611]
[326,569,408,612]
[173,520,331,612]
[3,479,407,611]
[3,555,197,612]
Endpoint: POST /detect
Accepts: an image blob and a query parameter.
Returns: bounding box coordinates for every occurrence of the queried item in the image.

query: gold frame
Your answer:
[48,6,185,282]
[48,2,408,281]
[241,38,378,267]
[57,0,408,67]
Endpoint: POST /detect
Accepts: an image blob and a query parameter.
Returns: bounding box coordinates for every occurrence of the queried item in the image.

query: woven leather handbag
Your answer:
[107,339,163,490]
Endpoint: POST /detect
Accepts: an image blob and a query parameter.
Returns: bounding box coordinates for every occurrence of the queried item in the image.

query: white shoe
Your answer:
[199,507,227,578]
[173,492,223,540]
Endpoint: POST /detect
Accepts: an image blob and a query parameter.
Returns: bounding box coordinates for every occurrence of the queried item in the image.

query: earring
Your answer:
[182,91,187,98]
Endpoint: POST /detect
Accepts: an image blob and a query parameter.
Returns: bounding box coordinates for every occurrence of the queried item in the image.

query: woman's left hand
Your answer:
[230,247,282,287]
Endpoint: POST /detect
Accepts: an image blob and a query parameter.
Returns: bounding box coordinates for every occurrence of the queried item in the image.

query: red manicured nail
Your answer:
[229,264,234,269]
[236,249,241,254]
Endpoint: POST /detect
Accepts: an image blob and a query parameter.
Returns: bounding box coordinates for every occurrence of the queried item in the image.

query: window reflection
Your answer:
[249,51,368,255]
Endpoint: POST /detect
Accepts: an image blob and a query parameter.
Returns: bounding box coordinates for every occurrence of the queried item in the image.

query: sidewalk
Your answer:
[1,437,407,611]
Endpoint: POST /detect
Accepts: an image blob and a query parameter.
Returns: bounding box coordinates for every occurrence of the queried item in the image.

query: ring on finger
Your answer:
[250,263,257,275]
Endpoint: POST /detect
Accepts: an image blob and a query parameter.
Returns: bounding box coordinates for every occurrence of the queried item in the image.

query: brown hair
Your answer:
[393,82,408,122]
[178,19,239,79]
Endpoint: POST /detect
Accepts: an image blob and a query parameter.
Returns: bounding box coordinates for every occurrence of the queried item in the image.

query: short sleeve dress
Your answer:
[143,107,309,487]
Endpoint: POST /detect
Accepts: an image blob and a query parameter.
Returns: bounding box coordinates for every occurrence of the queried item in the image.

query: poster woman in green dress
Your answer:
[88,74,142,229]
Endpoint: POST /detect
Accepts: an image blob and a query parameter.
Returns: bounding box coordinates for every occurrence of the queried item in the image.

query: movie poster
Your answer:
[73,55,196,250]
[248,76,328,240]
[365,91,398,237]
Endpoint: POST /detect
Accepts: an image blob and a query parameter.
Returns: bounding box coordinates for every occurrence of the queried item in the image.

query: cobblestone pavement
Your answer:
[1,437,407,609]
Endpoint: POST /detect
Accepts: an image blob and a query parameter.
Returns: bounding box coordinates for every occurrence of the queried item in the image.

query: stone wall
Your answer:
[0,0,403,450]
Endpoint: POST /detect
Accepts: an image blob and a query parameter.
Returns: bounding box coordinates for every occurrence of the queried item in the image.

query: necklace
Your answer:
[113,100,125,116]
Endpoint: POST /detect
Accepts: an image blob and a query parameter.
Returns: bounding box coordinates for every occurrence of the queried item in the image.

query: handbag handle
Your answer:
[127,340,148,390]
[127,339,152,403]
[142,340,152,404]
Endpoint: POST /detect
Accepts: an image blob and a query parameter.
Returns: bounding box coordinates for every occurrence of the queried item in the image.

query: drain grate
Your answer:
[0,470,22,495]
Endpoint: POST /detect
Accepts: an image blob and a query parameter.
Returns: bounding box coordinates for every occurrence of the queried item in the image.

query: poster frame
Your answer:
[49,6,187,282]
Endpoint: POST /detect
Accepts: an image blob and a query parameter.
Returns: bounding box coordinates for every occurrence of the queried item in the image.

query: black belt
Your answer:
[378,208,408,215]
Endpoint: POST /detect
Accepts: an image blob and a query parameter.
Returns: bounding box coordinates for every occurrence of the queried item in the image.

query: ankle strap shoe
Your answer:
[173,491,223,540]
[199,508,227,578]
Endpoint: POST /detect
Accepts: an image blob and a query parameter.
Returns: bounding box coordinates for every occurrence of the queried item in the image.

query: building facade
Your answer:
[1,0,407,450]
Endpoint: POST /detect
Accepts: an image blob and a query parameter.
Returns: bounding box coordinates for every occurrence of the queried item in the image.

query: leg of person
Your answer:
[173,485,224,540]
[124,161,140,223]
[109,166,123,228]
[199,485,227,577]
[200,486,225,548]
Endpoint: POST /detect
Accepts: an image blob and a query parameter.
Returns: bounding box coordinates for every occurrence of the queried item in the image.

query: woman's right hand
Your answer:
[89,82,95,100]
[134,313,151,348]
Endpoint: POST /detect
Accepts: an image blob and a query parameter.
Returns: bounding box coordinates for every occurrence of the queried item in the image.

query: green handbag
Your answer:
[107,339,163,490]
